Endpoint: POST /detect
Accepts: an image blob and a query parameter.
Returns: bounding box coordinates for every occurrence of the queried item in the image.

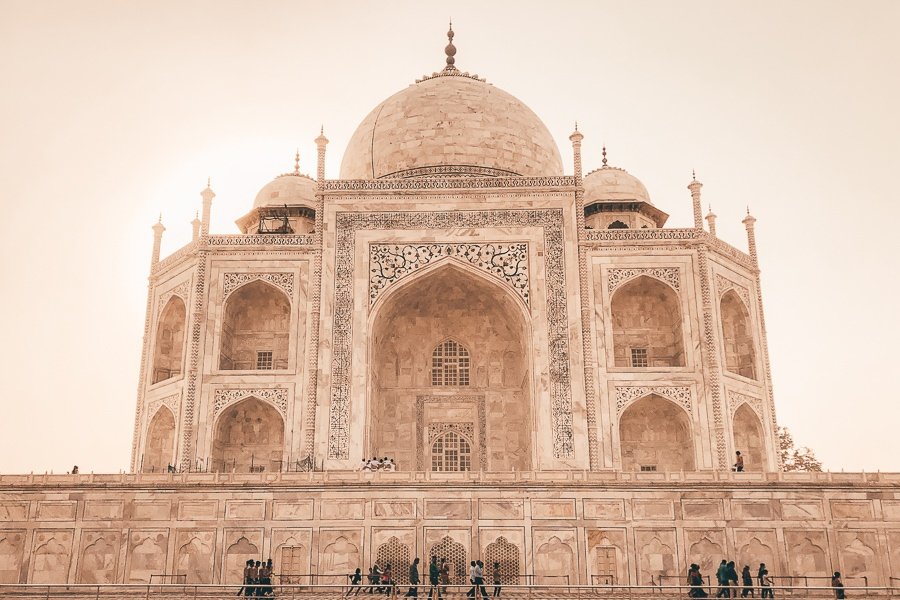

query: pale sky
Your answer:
[0,0,897,473]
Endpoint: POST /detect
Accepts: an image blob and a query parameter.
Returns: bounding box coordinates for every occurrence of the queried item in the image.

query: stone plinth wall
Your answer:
[1,471,899,586]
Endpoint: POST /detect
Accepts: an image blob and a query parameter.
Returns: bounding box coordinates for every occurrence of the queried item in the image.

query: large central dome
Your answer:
[340,73,564,179]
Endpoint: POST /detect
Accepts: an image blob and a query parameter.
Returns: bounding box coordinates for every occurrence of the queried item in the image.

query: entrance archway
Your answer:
[143,407,176,472]
[211,398,284,472]
[619,394,695,471]
[733,403,766,471]
[370,263,531,472]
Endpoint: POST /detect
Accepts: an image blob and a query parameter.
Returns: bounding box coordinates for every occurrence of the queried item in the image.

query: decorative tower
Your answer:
[688,171,703,229]
[315,127,329,183]
[150,216,165,266]
[742,208,758,266]
[200,179,215,237]
[705,205,718,237]
[191,211,201,242]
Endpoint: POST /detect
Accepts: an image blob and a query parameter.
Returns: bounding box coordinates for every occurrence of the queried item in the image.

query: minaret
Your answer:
[705,205,718,238]
[742,207,758,266]
[191,211,201,242]
[315,127,329,183]
[150,215,165,266]
[569,123,583,181]
[200,178,215,237]
[688,171,703,230]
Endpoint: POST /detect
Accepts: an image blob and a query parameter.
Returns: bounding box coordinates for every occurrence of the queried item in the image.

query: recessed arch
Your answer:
[211,397,284,473]
[619,394,695,471]
[733,403,766,471]
[152,296,186,383]
[608,220,628,229]
[143,406,176,473]
[219,280,290,371]
[610,275,685,367]
[369,261,532,472]
[720,290,757,379]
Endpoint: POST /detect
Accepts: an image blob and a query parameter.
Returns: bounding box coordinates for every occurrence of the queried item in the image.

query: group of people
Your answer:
[347,556,502,598]
[239,559,274,597]
[686,561,773,598]
[359,457,397,471]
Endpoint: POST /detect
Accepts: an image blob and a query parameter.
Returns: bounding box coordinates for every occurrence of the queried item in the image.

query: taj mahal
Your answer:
[1,26,899,592]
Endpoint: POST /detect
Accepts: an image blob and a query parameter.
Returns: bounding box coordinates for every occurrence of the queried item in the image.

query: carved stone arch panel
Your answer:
[619,394,696,472]
[222,272,294,302]
[534,536,575,584]
[77,530,121,584]
[369,243,530,309]
[376,537,411,584]
[484,537,521,585]
[156,280,191,316]
[607,267,681,296]
[143,402,177,473]
[213,388,288,420]
[30,531,73,584]
[715,273,752,308]
[614,386,693,416]
[211,395,286,473]
[152,293,187,384]
[0,531,25,584]
[609,273,685,368]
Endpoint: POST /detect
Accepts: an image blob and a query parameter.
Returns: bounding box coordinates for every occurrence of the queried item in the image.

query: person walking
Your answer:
[831,572,845,599]
[238,559,254,597]
[474,561,488,600]
[756,564,766,590]
[405,558,420,597]
[740,565,754,598]
[427,556,441,600]
[256,558,273,596]
[726,562,739,598]
[759,569,773,599]
[491,562,501,598]
[688,564,709,598]
[716,560,730,598]
[734,451,744,472]
[347,568,363,597]
[439,558,450,598]
[381,563,394,596]
[466,561,477,599]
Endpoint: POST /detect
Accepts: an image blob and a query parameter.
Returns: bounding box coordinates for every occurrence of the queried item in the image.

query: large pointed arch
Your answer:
[733,403,766,471]
[219,279,290,371]
[211,397,285,473]
[720,290,757,379]
[619,394,695,471]
[610,275,685,367]
[143,405,176,473]
[368,261,533,472]
[152,295,186,383]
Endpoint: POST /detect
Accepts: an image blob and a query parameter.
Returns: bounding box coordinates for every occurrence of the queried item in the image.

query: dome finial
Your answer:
[294,149,300,175]
[444,20,457,71]
[601,145,608,167]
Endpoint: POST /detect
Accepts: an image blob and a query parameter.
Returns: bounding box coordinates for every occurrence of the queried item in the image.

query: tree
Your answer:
[777,427,823,472]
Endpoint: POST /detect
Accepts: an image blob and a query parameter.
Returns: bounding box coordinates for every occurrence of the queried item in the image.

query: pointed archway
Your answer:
[143,407,176,472]
[619,394,695,471]
[611,276,684,367]
[733,403,766,471]
[211,397,284,472]
[369,262,532,472]
[152,296,186,383]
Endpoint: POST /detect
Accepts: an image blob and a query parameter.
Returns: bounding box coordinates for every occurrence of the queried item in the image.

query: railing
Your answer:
[0,582,897,600]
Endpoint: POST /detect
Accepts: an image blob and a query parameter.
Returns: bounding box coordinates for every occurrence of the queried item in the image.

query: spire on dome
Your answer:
[294,149,300,175]
[443,20,457,72]
[601,146,608,167]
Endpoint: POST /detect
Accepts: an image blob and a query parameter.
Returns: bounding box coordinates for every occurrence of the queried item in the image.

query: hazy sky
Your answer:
[0,1,897,473]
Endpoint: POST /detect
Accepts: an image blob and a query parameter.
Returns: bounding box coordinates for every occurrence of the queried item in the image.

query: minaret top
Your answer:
[294,150,300,175]
[444,20,457,71]
[601,146,608,167]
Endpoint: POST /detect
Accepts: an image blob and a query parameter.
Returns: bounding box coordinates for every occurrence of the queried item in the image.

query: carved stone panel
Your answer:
[0,531,25,583]
[77,530,121,584]
[174,529,216,584]
[125,530,168,583]
[30,530,74,584]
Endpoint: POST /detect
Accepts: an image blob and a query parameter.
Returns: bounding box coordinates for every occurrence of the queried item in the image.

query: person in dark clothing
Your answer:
[756,564,766,589]
[740,565,754,597]
[238,559,254,597]
[831,572,845,599]
[256,558,273,596]
[726,562,739,598]
[688,564,709,598]
[347,568,363,597]
[405,558,420,597]
[474,560,488,600]
[734,451,744,472]
[716,560,730,598]
[427,556,441,600]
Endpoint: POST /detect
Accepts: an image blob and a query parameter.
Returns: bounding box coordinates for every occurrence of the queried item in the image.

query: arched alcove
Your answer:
[611,276,684,367]
[720,291,756,379]
[143,407,176,473]
[608,220,628,229]
[370,263,531,472]
[220,281,290,371]
[152,296,186,383]
[619,394,695,471]
[733,404,766,472]
[211,398,284,472]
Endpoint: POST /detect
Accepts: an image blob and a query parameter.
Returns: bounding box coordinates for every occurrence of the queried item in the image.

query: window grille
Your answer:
[431,431,472,472]
[640,465,657,472]
[630,347,648,368]
[256,351,274,370]
[431,340,470,386]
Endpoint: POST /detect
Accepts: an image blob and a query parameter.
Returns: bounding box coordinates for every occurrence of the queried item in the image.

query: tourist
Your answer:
[759,569,773,599]
[381,563,394,595]
[246,561,260,597]
[756,564,766,589]
[492,561,501,598]
[405,557,420,597]
[740,565,753,597]
[467,561,477,598]
[439,558,450,597]
[71,465,79,474]
[255,558,273,596]
[474,560,488,600]
[831,572,845,599]
[688,563,708,598]
[727,562,739,598]
[735,451,744,472]
[428,556,441,600]
[347,568,363,597]
[238,559,254,597]
[716,560,730,598]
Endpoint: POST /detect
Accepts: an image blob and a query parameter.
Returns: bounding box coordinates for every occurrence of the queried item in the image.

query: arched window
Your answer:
[720,291,757,379]
[219,280,290,371]
[608,220,629,229]
[153,296,186,383]
[431,339,470,386]
[431,431,471,472]
[610,276,685,367]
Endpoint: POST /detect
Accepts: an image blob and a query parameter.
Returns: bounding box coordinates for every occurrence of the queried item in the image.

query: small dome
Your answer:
[253,173,316,209]
[340,74,563,179]
[584,166,651,204]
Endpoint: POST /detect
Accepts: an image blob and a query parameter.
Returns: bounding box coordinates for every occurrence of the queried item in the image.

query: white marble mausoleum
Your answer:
[1,27,898,590]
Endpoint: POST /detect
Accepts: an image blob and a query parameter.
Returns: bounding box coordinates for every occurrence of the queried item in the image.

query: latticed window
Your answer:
[431,431,472,472]
[431,340,470,386]
[256,351,274,370]
[630,347,648,368]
